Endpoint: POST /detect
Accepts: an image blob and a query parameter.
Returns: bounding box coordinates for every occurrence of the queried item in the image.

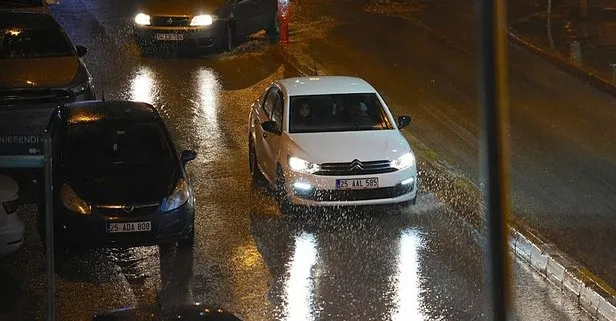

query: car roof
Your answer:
[59,100,162,125]
[0,11,58,29]
[277,76,377,96]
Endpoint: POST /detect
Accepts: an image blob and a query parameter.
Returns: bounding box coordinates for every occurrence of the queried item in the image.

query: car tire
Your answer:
[276,166,291,211]
[177,226,195,248]
[39,228,73,266]
[266,14,280,42]
[249,138,266,189]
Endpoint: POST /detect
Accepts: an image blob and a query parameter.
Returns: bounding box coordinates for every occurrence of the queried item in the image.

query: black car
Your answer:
[46,100,197,250]
[133,0,278,53]
[0,0,57,13]
[0,11,94,179]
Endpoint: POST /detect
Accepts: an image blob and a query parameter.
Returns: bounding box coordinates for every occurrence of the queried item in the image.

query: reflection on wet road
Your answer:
[0,0,595,320]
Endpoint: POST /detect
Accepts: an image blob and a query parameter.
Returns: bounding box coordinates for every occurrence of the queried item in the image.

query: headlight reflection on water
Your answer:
[392,229,427,321]
[130,66,158,104]
[193,68,221,145]
[282,232,318,321]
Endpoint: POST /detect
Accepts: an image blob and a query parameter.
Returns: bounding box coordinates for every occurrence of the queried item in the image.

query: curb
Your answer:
[275,35,616,320]
[508,29,616,98]
[510,218,616,320]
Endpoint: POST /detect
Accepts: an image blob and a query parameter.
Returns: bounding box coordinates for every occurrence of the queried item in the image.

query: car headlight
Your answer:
[70,80,91,96]
[190,14,214,26]
[390,152,416,170]
[288,156,320,174]
[135,13,151,26]
[60,183,91,215]
[160,179,190,212]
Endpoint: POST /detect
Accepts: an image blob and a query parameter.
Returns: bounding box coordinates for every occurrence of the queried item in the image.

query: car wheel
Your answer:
[276,166,291,211]
[266,14,280,42]
[177,226,194,248]
[249,138,265,188]
[39,228,73,266]
[223,21,236,52]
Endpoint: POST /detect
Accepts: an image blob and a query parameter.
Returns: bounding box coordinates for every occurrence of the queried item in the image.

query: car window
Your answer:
[271,92,283,132]
[0,27,73,58]
[261,86,279,117]
[61,122,173,170]
[288,93,394,133]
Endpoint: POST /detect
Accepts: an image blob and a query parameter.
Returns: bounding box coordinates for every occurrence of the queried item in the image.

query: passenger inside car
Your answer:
[289,93,393,133]
[294,100,316,127]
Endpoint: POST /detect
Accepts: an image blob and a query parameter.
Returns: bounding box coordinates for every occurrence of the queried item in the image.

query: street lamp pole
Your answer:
[43,133,56,321]
[476,0,513,319]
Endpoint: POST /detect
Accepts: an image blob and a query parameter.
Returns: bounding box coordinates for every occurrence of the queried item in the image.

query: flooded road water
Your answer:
[0,0,595,320]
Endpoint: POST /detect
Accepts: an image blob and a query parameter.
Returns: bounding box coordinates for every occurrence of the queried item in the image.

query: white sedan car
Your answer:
[248,76,417,207]
[0,174,24,256]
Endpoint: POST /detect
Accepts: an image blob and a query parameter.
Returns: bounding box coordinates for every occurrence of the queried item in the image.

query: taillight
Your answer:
[2,199,18,214]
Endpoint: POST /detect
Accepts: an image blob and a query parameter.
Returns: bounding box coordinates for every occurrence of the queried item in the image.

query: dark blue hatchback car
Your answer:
[45,100,197,250]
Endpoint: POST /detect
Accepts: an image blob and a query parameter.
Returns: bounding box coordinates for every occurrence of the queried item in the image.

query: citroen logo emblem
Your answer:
[350,159,362,171]
[122,205,135,213]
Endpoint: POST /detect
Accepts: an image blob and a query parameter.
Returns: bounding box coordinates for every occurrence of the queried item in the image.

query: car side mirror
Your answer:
[398,115,411,129]
[181,150,197,165]
[76,45,88,58]
[261,120,280,135]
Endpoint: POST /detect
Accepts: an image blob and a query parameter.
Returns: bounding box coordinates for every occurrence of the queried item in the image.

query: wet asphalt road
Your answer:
[289,0,616,290]
[0,0,596,320]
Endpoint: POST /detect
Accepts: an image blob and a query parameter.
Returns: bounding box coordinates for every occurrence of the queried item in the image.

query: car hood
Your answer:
[65,167,178,205]
[138,0,226,16]
[0,56,79,88]
[286,130,411,164]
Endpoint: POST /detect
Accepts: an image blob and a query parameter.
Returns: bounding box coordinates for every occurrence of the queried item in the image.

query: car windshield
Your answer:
[62,122,173,170]
[0,27,73,58]
[289,93,393,133]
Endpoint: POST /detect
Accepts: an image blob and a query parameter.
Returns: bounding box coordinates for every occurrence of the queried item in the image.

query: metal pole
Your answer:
[43,133,56,321]
[476,0,512,319]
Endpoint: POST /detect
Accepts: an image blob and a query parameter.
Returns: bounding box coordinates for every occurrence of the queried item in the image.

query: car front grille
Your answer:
[294,183,414,202]
[315,159,397,176]
[151,16,191,27]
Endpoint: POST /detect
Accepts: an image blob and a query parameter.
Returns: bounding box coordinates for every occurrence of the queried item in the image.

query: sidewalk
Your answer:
[510,1,616,95]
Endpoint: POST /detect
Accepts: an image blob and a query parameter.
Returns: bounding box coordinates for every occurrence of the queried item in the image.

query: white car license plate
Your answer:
[156,33,183,41]
[107,221,152,233]
[336,178,379,190]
